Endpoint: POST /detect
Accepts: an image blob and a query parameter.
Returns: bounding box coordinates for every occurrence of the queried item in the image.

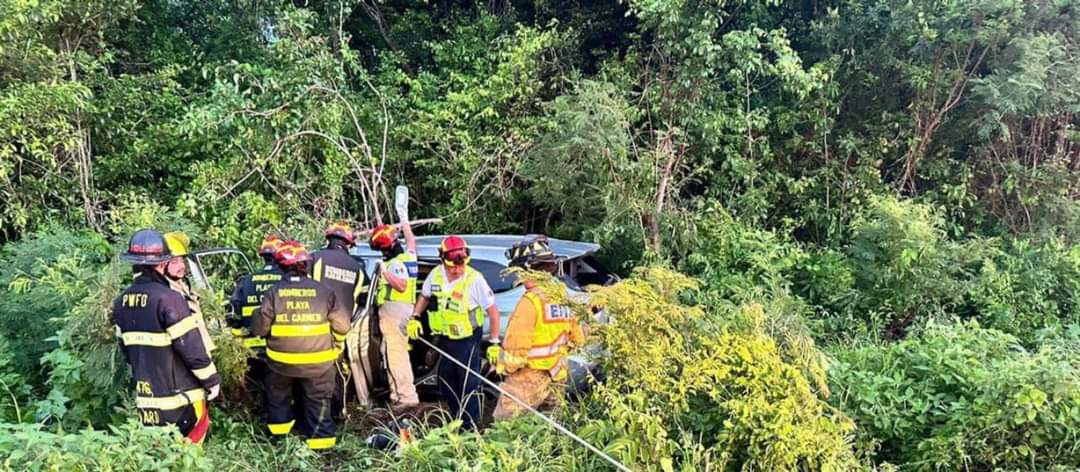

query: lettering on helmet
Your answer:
[278,288,317,298]
[545,304,574,321]
[323,265,357,284]
[123,293,149,308]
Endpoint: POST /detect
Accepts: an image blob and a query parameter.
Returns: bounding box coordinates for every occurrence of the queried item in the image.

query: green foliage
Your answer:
[831,322,1080,470]
[0,420,210,471]
[581,268,861,470]
[0,228,112,389]
[966,238,1080,345]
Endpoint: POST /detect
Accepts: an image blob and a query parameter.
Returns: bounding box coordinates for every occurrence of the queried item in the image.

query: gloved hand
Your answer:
[206,384,220,401]
[406,319,423,340]
[486,344,502,366]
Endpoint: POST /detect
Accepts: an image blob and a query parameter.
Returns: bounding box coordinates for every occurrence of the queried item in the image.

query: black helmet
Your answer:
[505,234,557,267]
[121,229,173,265]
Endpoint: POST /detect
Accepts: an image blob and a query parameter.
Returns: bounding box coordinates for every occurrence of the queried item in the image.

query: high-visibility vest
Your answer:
[376,252,418,305]
[522,292,576,380]
[429,267,485,340]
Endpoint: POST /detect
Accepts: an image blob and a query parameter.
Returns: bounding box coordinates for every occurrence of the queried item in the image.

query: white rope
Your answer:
[414,336,632,472]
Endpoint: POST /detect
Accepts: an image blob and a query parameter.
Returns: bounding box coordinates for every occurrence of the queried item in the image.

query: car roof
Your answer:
[351,234,600,264]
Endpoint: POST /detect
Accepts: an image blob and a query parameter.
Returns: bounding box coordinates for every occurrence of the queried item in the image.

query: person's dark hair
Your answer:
[133,264,157,275]
[286,261,309,276]
[327,236,350,250]
[381,242,404,259]
[261,254,276,265]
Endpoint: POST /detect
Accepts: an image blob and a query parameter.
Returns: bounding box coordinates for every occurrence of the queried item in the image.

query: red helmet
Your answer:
[439,235,471,267]
[274,240,312,267]
[369,224,397,251]
[258,234,284,256]
[325,222,356,246]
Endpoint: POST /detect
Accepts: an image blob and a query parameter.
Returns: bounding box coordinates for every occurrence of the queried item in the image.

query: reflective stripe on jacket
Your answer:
[502,289,584,381]
[252,276,350,378]
[229,264,283,348]
[112,271,220,421]
[429,267,484,340]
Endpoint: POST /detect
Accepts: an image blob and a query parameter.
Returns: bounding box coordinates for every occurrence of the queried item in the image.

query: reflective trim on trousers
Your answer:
[307,437,336,450]
[268,420,295,435]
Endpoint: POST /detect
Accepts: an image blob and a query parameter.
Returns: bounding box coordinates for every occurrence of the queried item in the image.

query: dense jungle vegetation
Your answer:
[2,0,1080,470]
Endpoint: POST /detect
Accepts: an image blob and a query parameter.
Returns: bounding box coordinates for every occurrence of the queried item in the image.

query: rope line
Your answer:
[414,336,632,472]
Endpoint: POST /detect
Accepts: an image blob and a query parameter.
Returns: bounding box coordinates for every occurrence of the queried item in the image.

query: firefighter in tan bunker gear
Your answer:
[490,236,586,419]
[163,232,216,354]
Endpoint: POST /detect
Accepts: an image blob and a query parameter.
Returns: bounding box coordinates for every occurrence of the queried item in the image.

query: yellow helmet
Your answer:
[164,232,191,257]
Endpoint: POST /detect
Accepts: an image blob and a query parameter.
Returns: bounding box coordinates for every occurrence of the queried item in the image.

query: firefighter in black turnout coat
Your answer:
[252,240,350,450]
[112,229,221,444]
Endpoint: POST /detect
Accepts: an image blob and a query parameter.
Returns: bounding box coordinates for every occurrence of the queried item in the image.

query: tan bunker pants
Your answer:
[379,302,419,406]
[493,368,559,419]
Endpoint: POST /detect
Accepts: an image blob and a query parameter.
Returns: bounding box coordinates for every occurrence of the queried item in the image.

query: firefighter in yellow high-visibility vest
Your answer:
[370,216,420,410]
[488,235,586,419]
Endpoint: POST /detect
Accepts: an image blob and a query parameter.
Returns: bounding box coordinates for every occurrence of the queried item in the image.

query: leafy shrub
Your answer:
[580,267,862,470]
[0,420,210,471]
[830,321,1080,470]
[0,337,32,422]
[842,196,974,338]
[680,203,805,301]
[965,238,1080,345]
[0,229,112,387]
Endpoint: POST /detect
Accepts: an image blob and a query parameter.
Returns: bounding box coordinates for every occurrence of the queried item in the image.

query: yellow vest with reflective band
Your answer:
[429,267,485,340]
[522,292,576,380]
[376,252,417,305]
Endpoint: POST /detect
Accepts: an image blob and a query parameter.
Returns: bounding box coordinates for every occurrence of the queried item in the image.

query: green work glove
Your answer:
[486,344,502,366]
[406,319,424,340]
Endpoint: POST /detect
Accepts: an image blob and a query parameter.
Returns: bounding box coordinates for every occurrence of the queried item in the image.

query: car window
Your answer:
[472,259,517,293]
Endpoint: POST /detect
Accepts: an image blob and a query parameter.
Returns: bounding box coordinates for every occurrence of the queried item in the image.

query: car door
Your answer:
[186,248,254,292]
[346,261,383,407]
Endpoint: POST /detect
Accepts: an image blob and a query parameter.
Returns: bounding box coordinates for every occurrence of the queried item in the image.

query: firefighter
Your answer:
[489,236,586,420]
[252,240,350,450]
[229,234,285,347]
[163,232,215,355]
[228,234,285,402]
[370,216,420,410]
[409,235,501,430]
[309,222,365,417]
[112,229,221,444]
[310,222,366,316]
